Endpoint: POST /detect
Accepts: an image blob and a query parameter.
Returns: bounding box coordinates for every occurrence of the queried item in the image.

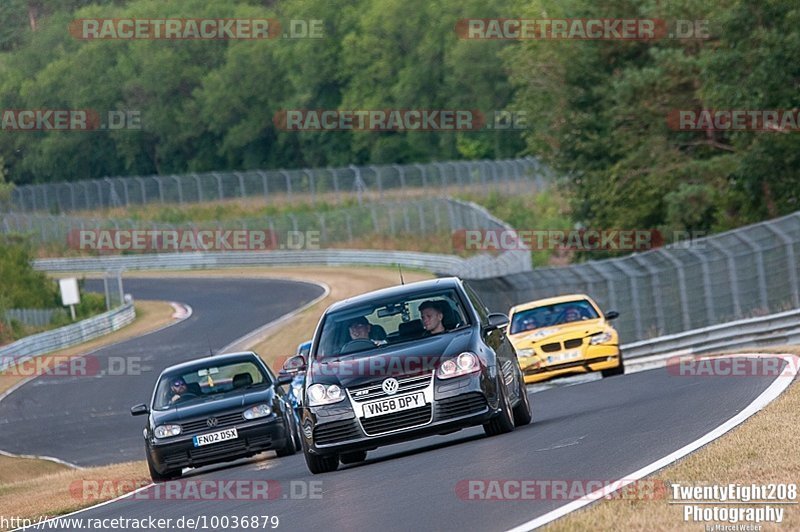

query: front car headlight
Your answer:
[243,404,273,419]
[154,424,182,438]
[306,383,345,406]
[590,330,614,345]
[516,348,534,358]
[437,352,481,380]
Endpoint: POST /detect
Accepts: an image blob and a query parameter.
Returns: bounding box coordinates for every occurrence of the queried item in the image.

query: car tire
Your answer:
[601,353,625,378]
[276,413,299,457]
[304,449,340,474]
[339,450,367,465]
[483,378,515,436]
[512,376,532,426]
[146,446,181,482]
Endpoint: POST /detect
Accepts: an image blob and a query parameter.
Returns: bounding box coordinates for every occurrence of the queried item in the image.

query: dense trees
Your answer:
[506,0,800,234]
[0,0,522,183]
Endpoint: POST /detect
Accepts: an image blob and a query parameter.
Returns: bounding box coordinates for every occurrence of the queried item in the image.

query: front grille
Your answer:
[188,439,247,460]
[180,412,243,434]
[541,342,561,353]
[435,393,488,420]
[314,418,361,445]
[247,433,272,447]
[161,449,188,466]
[361,404,432,435]
[348,372,432,403]
[564,338,583,349]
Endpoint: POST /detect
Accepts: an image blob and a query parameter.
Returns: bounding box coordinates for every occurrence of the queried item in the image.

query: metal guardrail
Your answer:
[469,211,800,343]
[33,247,529,280]
[621,308,800,360]
[9,157,550,213]
[3,308,67,328]
[0,302,136,373]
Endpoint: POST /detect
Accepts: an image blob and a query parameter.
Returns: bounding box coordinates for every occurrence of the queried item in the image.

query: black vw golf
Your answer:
[131,351,300,482]
[282,277,532,474]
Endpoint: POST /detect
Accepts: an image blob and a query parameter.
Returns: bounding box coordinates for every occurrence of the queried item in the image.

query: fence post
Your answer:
[172,175,184,204]
[258,171,269,200]
[732,231,769,311]
[305,169,316,204]
[331,168,341,203]
[192,174,203,203]
[235,172,246,199]
[134,177,147,204]
[686,248,715,326]
[631,254,665,335]
[212,172,224,200]
[393,165,406,196]
[350,165,366,206]
[706,239,742,318]
[762,221,800,308]
[370,166,383,202]
[609,259,644,339]
[658,248,692,331]
[155,177,165,204]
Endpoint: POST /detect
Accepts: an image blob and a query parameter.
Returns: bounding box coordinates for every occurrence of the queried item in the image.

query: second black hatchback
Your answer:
[131,351,301,481]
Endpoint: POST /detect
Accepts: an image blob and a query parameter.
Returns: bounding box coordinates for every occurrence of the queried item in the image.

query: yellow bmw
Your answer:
[507,294,623,383]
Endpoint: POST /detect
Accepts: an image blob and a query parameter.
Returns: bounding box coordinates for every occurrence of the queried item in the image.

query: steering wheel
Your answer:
[339,338,376,355]
[171,391,198,404]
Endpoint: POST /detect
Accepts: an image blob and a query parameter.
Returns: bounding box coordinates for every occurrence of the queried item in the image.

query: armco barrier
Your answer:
[0,302,135,373]
[621,308,800,359]
[32,248,530,280]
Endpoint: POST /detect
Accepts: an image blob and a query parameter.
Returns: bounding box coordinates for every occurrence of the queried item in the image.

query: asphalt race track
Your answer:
[0,277,324,466]
[0,277,786,531]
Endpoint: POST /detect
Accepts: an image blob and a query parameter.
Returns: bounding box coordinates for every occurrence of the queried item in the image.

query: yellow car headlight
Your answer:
[516,348,535,357]
[590,331,613,345]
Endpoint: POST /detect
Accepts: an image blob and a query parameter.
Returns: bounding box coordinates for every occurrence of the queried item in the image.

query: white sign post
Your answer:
[59,278,80,321]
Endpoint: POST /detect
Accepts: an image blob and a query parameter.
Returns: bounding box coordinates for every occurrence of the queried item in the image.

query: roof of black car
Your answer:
[159,351,260,375]
[326,276,463,313]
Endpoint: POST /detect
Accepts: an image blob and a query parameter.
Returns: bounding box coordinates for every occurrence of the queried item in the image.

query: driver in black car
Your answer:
[168,377,190,405]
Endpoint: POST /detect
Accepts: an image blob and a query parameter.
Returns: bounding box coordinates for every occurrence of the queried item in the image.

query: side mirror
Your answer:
[130,403,149,416]
[604,310,619,320]
[276,369,294,386]
[282,355,306,374]
[486,313,510,330]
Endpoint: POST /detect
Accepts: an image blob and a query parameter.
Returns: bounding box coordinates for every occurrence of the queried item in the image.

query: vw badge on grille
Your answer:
[382,378,399,395]
[206,417,218,428]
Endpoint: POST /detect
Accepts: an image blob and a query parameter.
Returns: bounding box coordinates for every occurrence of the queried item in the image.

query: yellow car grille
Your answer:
[539,337,584,353]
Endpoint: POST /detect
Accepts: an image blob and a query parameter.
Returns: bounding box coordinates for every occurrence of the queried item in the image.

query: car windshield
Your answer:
[153,360,269,410]
[315,289,470,360]
[510,300,600,334]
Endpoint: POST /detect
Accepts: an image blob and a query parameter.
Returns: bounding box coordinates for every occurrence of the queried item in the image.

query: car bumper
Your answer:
[147,417,290,473]
[303,372,498,456]
[519,345,621,383]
